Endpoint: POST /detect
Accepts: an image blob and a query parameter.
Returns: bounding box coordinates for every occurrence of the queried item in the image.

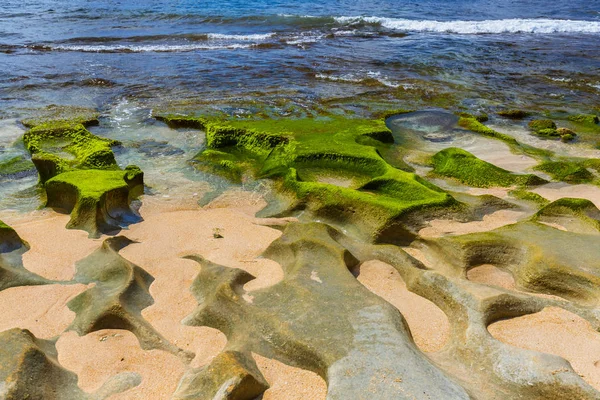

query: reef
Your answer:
[160,114,456,244]
[182,223,470,399]
[497,109,531,119]
[430,147,546,188]
[2,102,600,398]
[20,113,144,237]
[0,155,36,180]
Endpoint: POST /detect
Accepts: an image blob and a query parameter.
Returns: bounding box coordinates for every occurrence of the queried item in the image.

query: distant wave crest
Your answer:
[45,43,254,53]
[334,17,600,34]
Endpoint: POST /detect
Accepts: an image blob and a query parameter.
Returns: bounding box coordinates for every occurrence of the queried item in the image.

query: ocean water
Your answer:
[1,0,599,114]
[0,0,599,210]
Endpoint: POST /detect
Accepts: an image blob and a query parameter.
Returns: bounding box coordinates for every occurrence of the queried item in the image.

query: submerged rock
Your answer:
[498,109,532,119]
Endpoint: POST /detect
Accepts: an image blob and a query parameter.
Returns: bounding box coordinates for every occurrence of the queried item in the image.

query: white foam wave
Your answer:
[335,16,600,34]
[285,31,325,45]
[316,71,402,88]
[206,33,275,40]
[49,43,253,52]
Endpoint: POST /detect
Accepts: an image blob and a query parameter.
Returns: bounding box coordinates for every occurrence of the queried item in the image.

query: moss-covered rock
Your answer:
[534,161,594,184]
[458,116,552,157]
[533,197,600,233]
[23,122,119,183]
[21,105,100,129]
[45,167,143,237]
[458,116,518,144]
[430,221,600,304]
[528,119,558,136]
[456,112,488,123]
[431,147,546,188]
[165,114,455,244]
[498,109,531,119]
[21,113,144,236]
[568,114,599,126]
[508,189,550,206]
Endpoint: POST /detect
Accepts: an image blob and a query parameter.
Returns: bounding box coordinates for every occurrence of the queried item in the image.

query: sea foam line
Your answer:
[48,43,253,52]
[335,17,600,34]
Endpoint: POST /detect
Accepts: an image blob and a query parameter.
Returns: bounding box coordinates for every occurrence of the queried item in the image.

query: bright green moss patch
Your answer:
[20,115,144,236]
[431,147,546,188]
[528,119,557,136]
[456,112,488,123]
[508,189,550,206]
[23,122,120,183]
[458,116,553,157]
[568,114,599,125]
[45,167,143,238]
[458,117,517,144]
[167,114,456,243]
[534,161,594,184]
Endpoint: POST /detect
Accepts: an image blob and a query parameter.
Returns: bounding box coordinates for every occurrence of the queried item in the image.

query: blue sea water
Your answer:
[1,0,599,115]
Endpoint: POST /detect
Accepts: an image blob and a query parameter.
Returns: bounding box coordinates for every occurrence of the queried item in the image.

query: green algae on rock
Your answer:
[534,197,600,233]
[508,189,550,206]
[45,167,143,238]
[21,112,145,236]
[429,220,600,304]
[431,147,546,188]
[528,119,558,137]
[23,122,120,183]
[534,160,594,184]
[159,114,455,244]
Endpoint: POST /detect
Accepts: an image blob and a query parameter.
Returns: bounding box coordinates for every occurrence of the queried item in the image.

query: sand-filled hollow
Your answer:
[467,264,516,290]
[356,260,450,352]
[488,307,600,391]
[254,353,327,400]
